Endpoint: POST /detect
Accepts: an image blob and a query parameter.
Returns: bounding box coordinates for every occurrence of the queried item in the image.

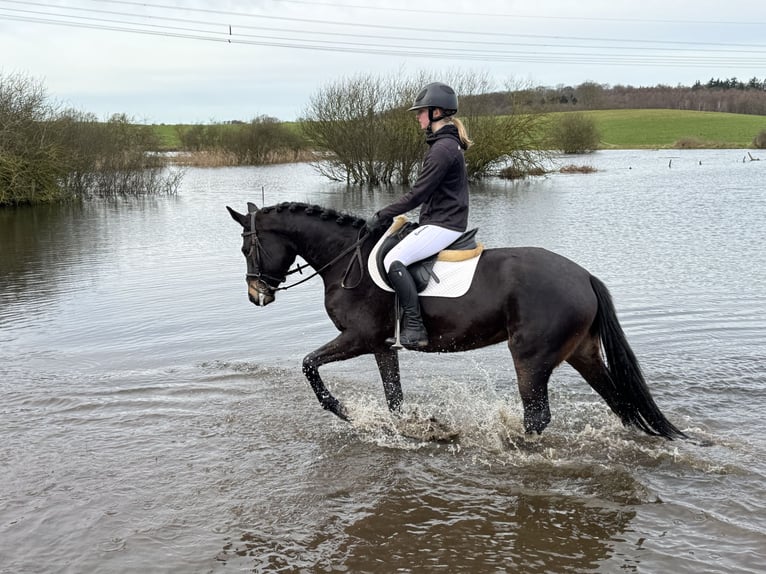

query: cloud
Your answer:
[2,0,765,123]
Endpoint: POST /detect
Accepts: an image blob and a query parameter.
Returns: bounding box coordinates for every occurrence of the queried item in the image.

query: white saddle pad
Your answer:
[367,218,483,298]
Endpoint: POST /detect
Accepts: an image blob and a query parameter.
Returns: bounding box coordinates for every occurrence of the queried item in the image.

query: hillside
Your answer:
[576,109,766,149]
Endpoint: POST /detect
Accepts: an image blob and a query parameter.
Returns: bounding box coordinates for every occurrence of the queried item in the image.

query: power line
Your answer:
[4,12,766,69]
[4,1,766,56]
[2,1,766,68]
[254,0,766,27]
[81,0,766,50]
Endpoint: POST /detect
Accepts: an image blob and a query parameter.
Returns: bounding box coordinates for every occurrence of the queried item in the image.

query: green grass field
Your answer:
[150,110,766,151]
[576,109,766,148]
[151,123,182,150]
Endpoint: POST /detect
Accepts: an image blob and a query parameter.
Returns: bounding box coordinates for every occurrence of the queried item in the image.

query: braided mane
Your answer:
[261,202,366,228]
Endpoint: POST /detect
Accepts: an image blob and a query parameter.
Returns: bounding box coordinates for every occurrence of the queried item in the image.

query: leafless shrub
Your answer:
[499,165,548,179]
[672,137,728,149]
[1,72,180,205]
[559,164,597,173]
[300,72,424,185]
[548,112,601,154]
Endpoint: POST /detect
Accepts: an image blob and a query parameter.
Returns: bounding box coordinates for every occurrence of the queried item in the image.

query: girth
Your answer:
[376,222,480,292]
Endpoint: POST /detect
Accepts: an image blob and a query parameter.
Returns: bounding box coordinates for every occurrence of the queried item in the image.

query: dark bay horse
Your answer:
[227,201,686,440]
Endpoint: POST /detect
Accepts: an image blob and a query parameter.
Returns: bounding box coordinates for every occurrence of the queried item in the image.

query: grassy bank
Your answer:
[149,110,766,153]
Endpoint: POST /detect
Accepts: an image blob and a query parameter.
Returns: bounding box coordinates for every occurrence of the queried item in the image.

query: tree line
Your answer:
[175,117,307,166]
[477,78,766,116]
[3,70,766,206]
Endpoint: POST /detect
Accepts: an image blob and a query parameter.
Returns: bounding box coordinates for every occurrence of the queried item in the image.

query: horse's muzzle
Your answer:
[248,280,275,306]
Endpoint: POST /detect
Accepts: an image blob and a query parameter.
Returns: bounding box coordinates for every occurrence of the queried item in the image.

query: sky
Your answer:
[2,0,766,124]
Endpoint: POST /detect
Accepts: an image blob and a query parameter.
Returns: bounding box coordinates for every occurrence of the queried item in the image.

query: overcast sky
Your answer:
[2,0,766,123]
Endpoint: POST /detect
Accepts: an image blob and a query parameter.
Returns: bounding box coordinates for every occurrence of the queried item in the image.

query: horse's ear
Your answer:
[226,205,248,228]
[247,202,259,213]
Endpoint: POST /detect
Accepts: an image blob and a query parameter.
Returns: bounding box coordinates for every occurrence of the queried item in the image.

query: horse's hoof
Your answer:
[395,412,459,443]
[523,420,548,435]
[322,397,350,422]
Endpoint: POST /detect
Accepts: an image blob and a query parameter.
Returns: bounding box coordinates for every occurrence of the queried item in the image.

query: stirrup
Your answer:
[388,294,404,350]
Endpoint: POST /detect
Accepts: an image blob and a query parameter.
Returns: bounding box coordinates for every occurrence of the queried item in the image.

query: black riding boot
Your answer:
[387,260,429,349]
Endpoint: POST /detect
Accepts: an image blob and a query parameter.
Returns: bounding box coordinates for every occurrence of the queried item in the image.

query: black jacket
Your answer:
[377,124,469,232]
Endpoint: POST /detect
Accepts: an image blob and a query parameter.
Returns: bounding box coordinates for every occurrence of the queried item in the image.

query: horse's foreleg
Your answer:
[302,334,366,422]
[374,349,402,412]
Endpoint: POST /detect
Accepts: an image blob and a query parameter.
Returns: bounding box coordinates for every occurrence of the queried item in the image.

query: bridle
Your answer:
[241,210,293,290]
[241,210,370,294]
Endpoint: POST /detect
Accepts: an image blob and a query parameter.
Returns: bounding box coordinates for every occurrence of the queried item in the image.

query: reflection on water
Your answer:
[335,464,638,573]
[232,483,637,573]
[1,151,765,573]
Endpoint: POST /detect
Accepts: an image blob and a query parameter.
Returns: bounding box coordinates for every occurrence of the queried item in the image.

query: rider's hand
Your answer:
[366,213,384,233]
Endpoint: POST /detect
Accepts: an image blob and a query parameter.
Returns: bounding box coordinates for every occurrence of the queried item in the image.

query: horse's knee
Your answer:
[302,353,318,375]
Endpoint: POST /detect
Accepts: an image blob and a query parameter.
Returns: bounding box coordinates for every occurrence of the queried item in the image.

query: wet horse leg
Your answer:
[302,333,368,421]
[507,302,594,434]
[513,361,554,434]
[566,337,631,427]
[374,349,402,412]
[509,338,556,433]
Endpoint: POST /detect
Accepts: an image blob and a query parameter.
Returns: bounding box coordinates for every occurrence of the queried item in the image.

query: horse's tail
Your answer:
[590,275,687,440]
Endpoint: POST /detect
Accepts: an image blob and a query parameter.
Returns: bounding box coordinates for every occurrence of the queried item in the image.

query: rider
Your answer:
[367,82,472,349]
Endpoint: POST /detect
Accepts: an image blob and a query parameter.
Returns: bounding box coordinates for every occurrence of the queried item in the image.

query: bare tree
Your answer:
[0,73,65,205]
[300,70,551,184]
[463,78,552,178]
[300,72,427,185]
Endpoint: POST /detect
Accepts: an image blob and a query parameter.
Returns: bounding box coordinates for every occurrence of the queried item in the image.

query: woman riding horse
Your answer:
[228,200,687,440]
[367,82,473,350]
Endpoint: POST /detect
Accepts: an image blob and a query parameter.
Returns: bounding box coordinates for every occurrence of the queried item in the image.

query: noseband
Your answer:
[241,210,292,290]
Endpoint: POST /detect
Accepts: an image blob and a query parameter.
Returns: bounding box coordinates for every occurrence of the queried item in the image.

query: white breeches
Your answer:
[383,224,463,272]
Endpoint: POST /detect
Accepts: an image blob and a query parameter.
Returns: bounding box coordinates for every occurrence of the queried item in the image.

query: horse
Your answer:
[227,201,686,440]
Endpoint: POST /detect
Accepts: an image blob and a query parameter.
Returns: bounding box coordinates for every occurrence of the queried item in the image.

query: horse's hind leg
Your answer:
[374,349,403,412]
[511,355,555,434]
[566,336,629,426]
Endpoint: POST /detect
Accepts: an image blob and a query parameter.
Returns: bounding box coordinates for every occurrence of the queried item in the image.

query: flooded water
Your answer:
[1,150,765,573]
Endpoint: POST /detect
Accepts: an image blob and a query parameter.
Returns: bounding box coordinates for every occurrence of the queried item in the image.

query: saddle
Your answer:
[376,220,481,292]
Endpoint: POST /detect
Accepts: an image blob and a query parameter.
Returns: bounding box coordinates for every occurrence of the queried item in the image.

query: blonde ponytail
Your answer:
[450,117,473,149]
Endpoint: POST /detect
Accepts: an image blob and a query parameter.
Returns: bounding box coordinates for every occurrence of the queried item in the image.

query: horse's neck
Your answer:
[289,219,357,271]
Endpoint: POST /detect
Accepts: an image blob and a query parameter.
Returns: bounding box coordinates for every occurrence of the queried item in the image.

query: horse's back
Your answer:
[477,246,599,324]
[416,245,598,353]
[481,246,593,286]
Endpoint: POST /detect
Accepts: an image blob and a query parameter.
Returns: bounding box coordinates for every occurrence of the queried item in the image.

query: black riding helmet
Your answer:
[408,82,458,123]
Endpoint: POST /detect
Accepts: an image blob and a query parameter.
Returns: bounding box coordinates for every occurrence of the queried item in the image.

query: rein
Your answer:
[243,210,370,293]
[274,228,369,292]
